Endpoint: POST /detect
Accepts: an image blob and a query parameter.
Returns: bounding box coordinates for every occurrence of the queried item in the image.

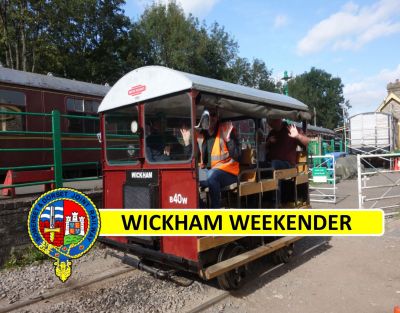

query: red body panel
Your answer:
[160,170,198,261]
[103,170,127,208]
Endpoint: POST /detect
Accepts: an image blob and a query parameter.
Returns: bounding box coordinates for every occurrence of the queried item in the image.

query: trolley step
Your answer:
[201,236,302,280]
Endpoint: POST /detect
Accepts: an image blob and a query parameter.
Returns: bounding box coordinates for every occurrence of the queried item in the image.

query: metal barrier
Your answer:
[0,109,101,195]
[357,153,400,215]
[308,155,337,203]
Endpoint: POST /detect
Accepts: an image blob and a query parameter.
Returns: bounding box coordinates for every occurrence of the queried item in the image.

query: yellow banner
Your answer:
[98,209,384,236]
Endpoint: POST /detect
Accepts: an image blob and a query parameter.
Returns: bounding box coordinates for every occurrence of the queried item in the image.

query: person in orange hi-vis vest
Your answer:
[187,108,240,208]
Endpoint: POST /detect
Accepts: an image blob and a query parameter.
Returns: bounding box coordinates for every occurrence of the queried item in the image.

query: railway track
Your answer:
[185,239,330,313]
[1,239,330,313]
[0,266,136,313]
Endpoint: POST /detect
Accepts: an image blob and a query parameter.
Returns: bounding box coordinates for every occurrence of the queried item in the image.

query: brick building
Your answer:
[376,79,400,148]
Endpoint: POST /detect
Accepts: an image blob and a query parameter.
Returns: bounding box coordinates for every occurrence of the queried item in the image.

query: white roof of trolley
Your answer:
[98,66,310,119]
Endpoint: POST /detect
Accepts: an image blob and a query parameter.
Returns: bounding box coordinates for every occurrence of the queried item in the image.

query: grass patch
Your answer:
[3,245,49,269]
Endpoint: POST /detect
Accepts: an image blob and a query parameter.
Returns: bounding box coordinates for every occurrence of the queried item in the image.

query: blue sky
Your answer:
[124,0,400,116]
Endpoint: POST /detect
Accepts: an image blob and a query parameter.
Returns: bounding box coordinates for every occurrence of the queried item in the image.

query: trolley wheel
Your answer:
[272,243,294,264]
[216,243,247,290]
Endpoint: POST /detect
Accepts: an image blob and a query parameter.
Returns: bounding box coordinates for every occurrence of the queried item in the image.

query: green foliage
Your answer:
[3,245,49,269]
[228,57,276,91]
[127,2,277,90]
[288,67,350,129]
[0,0,344,108]
[0,0,130,83]
[128,3,237,80]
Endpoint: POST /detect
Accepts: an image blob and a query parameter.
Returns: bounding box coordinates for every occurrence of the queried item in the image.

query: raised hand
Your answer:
[180,127,191,146]
[288,125,299,138]
[221,121,233,142]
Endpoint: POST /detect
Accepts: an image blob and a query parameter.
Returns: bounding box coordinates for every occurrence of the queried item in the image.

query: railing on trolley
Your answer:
[357,153,400,216]
[308,155,337,204]
[0,110,102,197]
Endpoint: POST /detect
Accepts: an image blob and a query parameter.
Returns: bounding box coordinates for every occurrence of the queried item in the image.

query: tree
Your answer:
[0,0,131,83]
[228,58,276,92]
[127,2,240,80]
[0,0,36,71]
[0,0,278,89]
[39,0,131,83]
[128,2,201,71]
[287,67,350,129]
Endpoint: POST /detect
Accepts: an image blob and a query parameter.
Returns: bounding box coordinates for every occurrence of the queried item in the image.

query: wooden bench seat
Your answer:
[273,168,298,180]
[296,173,309,185]
[199,167,308,201]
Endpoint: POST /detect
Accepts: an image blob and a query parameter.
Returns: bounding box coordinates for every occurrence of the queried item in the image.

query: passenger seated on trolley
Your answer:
[146,113,189,162]
[265,118,310,204]
[265,118,310,169]
[196,108,240,208]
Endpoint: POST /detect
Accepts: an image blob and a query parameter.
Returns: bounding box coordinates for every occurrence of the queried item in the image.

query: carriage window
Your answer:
[0,89,26,106]
[0,89,26,131]
[0,105,25,131]
[66,98,100,133]
[144,94,192,163]
[105,105,139,164]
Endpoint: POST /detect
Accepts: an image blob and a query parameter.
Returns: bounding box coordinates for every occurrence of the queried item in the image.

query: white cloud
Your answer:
[135,0,220,16]
[344,64,400,115]
[273,14,288,28]
[297,0,400,55]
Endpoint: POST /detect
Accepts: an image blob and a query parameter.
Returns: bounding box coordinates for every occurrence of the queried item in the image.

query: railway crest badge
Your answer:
[28,188,100,282]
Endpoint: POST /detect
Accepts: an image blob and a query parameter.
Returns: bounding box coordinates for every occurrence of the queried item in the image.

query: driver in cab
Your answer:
[146,112,191,162]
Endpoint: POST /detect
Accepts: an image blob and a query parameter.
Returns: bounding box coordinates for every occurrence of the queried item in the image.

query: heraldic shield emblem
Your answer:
[28,188,100,282]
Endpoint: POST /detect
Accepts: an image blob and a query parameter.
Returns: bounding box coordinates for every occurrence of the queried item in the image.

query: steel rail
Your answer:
[0,266,135,313]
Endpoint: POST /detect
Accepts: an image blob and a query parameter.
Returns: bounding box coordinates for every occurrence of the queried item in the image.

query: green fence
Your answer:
[308,138,349,167]
[0,109,101,193]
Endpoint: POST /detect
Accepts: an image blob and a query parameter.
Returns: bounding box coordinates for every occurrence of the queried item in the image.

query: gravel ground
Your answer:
[2,176,399,313]
[0,245,219,313]
[1,222,399,313]
[204,218,400,313]
[0,246,117,306]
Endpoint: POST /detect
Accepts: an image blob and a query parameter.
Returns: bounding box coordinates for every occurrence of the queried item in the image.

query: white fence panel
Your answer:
[309,155,337,204]
[357,153,400,216]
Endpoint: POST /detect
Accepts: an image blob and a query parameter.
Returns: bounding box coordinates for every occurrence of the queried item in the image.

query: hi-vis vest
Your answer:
[198,124,239,176]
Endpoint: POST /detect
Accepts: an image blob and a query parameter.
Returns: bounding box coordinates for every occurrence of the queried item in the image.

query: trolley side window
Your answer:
[144,93,192,163]
[0,89,26,131]
[105,105,139,165]
[66,98,100,133]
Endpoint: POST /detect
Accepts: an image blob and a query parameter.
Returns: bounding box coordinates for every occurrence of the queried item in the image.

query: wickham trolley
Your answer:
[98,66,312,289]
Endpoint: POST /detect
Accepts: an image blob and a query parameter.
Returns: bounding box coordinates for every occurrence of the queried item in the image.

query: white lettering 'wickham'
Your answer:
[131,172,153,179]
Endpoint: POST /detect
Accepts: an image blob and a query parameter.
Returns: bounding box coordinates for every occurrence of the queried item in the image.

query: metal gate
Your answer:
[309,155,337,203]
[357,153,400,216]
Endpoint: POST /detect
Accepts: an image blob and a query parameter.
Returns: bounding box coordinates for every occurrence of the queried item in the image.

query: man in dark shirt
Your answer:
[266,118,310,169]
[266,118,310,206]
